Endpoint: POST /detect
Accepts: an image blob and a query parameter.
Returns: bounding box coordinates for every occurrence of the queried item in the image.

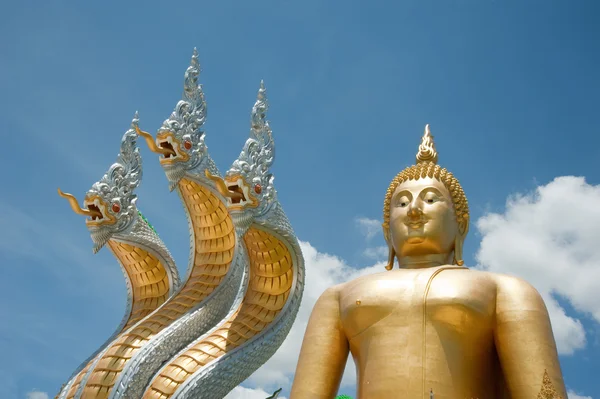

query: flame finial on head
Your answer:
[119,112,143,173]
[251,81,267,128]
[226,80,275,178]
[180,47,207,133]
[416,124,438,164]
[159,47,207,139]
[248,80,274,160]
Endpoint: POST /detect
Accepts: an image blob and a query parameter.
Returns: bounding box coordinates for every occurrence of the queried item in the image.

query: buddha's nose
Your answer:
[407,201,424,219]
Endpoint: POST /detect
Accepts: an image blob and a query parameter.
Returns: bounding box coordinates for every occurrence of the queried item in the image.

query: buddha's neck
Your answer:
[397,252,454,269]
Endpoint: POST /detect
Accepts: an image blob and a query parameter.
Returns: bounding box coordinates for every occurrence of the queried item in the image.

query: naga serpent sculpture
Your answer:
[56,49,304,399]
[57,113,182,399]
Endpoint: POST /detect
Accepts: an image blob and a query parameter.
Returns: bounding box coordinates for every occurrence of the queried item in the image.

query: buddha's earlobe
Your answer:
[453,236,464,266]
[453,218,469,266]
[382,224,395,270]
[386,245,396,270]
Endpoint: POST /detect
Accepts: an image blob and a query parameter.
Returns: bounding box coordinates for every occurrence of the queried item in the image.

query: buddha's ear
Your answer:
[382,223,395,270]
[454,216,469,266]
[458,215,469,238]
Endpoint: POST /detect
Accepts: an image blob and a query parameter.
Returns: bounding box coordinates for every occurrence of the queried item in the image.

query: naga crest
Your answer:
[207,82,277,230]
[136,48,209,191]
[59,113,143,253]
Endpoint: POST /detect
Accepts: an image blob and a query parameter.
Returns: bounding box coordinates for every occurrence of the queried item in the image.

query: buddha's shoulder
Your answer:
[325,268,540,300]
[439,267,498,286]
[467,269,539,288]
[479,270,542,298]
[452,269,543,301]
[315,272,393,303]
[332,268,538,293]
[336,270,393,292]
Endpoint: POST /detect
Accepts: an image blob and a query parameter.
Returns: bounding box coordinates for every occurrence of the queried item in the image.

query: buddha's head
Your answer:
[382,125,469,270]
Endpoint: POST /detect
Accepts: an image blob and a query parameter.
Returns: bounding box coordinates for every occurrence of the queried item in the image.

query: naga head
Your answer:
[58,113,143,253]
[136,48,209,191]
[205,81,277,231]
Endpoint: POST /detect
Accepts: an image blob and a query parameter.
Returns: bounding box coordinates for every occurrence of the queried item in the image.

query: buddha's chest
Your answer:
[339,268,496,341]
[339,269,499,398]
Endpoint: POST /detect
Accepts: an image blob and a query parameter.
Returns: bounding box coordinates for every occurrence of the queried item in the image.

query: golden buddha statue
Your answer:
[290,125,567,398]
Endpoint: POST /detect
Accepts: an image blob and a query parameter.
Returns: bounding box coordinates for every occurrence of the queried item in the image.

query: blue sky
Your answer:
[1,1,599,398]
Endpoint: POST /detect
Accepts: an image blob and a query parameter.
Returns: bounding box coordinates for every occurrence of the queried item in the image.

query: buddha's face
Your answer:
[388,177,458,258]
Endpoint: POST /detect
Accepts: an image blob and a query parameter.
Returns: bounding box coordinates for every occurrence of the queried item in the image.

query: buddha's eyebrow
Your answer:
[419,187,445,198]
[393,190,413,200]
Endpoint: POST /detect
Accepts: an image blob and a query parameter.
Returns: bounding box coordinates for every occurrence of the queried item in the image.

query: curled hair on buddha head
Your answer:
[382,124,469,270]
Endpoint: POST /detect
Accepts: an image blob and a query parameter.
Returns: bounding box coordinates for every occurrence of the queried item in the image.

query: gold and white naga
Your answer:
[56,49,304,399]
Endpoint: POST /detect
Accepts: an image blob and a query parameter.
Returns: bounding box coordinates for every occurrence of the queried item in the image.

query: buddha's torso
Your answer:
[339,266,505,399]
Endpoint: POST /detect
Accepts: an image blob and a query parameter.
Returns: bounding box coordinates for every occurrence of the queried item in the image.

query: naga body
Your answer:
[56,49,303,399]
[138,81,304,399]
[57,114,181,399]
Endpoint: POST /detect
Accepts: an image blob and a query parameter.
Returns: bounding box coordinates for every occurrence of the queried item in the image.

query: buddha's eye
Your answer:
[424,193,440,204]
[396,196,410,208]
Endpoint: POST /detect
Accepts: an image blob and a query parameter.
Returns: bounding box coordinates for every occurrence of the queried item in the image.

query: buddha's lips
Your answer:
[405,220,427,229]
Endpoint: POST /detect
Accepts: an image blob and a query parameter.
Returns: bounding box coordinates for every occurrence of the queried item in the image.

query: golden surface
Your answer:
[64,240,172,398]
[537,370,563,398]
[290,125,567,399]
[65,358,97,399]
[80,178,235,399]
[108,241,172,329]
[143,227,293,399]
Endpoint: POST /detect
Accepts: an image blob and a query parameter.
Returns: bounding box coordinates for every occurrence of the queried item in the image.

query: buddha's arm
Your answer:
[494,275,568,397]
[289,286,349,399]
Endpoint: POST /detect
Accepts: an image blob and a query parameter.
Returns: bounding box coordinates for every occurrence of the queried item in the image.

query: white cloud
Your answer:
[475,176,600,355]
[354,217,382,241]
[568,390,593,399]
[355,217,387,262]
[362,245,388,260]
[26,392,49,399]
